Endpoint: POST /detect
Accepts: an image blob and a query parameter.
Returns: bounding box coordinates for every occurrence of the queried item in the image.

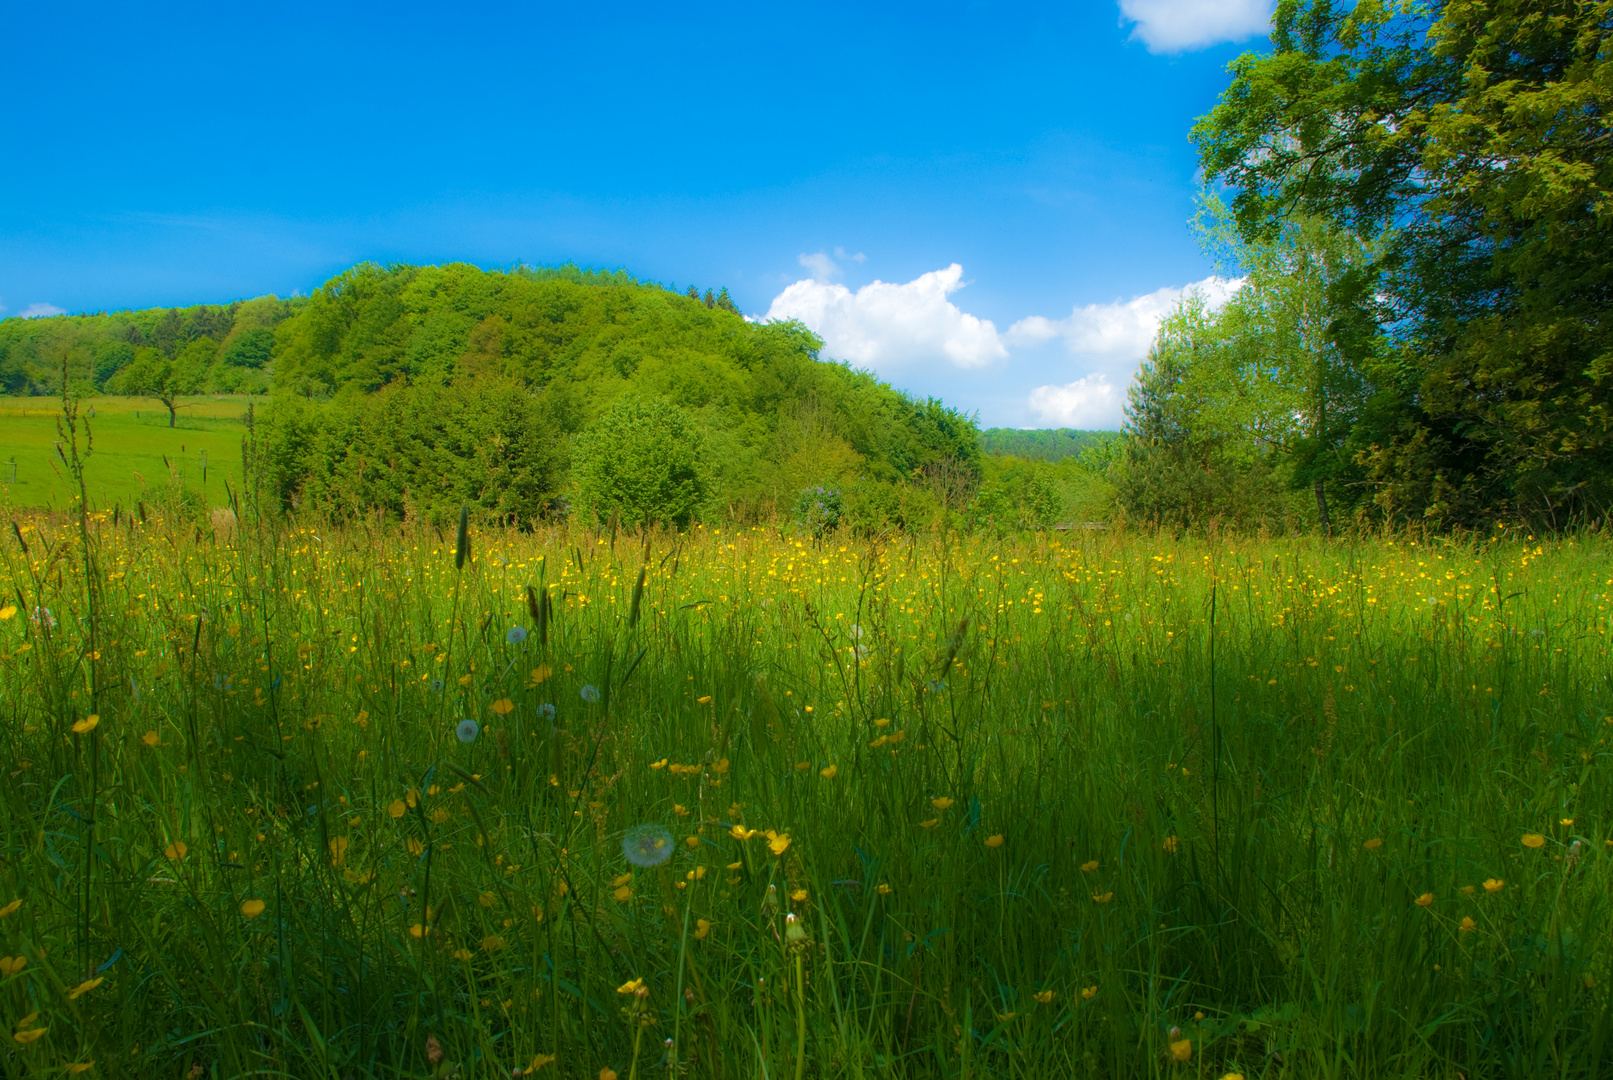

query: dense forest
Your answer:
[1114,0,1613,532]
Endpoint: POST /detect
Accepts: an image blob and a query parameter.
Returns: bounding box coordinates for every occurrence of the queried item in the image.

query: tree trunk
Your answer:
[1314,478,1331,537]
[165,399,176,428]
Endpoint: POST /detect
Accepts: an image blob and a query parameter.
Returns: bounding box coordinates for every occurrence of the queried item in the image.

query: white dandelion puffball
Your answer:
[622,824,674,867]
[580,684,600,703]
[456,719,480,743]
[506,625,528,644]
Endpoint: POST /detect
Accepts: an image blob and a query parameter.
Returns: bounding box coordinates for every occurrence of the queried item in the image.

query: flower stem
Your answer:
[794,952,806,1080]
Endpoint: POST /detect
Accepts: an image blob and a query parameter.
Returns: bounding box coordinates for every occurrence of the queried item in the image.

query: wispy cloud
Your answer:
[18,303,65,319]
[1118,0,1275,53]
[765,263,1007,371]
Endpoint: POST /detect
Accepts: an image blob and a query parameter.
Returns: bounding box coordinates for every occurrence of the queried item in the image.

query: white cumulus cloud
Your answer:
[1027,375,1122,428]
[765,263,1007,371]
[1007,276,1239,361]
[1118,0,1276,52]
[1011,276,1241,428]
[18,303,65,319]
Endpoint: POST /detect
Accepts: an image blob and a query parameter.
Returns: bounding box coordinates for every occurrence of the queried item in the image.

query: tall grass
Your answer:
[2,494,1611,1078]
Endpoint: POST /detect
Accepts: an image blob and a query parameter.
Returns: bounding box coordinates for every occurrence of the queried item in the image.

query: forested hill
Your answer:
[980,428,1118,462]
[0,262,984,527]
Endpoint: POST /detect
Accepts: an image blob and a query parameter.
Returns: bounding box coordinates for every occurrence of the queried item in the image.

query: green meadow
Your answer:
[0,396,254,512]
[4,464,1613,1077]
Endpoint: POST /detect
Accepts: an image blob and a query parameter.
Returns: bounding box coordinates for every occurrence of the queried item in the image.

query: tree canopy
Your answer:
[1188,0,1613,527]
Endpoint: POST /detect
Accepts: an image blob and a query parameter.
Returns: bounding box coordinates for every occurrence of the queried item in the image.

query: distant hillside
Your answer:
[0,262,981,527]
[980,427,1120,462]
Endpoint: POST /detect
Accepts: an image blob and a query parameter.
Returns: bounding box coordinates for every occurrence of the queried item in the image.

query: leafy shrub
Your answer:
[574,398,710,529]
[971,458,1061,532]
[792,486,843,535]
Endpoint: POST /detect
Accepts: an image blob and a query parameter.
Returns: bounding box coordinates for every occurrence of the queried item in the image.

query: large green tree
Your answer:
[1194,0,1613,526]
[107,346,206,426]
[1117,211,1380,532]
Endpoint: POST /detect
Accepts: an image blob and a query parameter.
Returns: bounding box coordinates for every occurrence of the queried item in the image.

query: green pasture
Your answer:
[3,494,1613,1077]
[0,395,256,511]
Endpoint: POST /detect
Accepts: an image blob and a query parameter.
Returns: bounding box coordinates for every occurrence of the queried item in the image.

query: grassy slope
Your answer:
[0,395,255,511]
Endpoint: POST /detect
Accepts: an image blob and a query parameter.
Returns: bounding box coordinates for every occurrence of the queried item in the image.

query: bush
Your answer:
[971,459,1061,532]
[792,486,843,535]
[842,477,939,536]
[574,398,710,529]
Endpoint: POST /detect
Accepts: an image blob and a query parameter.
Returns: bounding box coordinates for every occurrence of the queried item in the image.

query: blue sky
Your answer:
[0,0,1274,428]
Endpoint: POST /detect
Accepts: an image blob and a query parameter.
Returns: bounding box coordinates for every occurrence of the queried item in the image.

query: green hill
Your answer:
[979,427,1119,462]
[0,262,981,528]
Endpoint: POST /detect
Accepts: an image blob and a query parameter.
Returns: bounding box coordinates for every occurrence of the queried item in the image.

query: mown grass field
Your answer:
[0,396,255,511]
[3,469,1613,1077]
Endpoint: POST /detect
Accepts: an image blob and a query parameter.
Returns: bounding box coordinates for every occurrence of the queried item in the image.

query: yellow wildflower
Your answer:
[72,715,99,734]
[984,834,1004,848]
[1415,892,1434,907]
[1483,878,1504,893]
[68,977,104,999]
[1522,833,1546,849]
[240,899,266,918]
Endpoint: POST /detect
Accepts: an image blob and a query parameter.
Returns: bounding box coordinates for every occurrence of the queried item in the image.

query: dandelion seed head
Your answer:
[622,824,674,867]
[456,720,480,743]
[581,684,600,703]
[506,626,528,644]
